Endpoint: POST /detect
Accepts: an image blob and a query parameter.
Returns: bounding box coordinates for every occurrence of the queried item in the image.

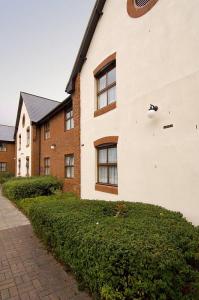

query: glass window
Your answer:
[107,68,116,85]
[97,145,118,186]
[18,159,21,176]
[19,134,21,150]
[44,122,50,140]
[44,158,50,176]
[26,157,30,176]
[0,143,6,152]
[108,85,116,105]
[22,114,25,127]
[98,92,107,109]
[65,154,74,178]
[0,162,7,172]
[97,63,116,110]
[26,127,30,146]
[136,0,150,7]
[65,108,74,130]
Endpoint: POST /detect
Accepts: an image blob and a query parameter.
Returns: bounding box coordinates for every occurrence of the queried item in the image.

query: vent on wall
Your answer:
[135,0,150,7]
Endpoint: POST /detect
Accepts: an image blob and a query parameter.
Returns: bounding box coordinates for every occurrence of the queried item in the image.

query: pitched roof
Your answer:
[21,92,60,123]
[65,0,106,93]
[0,125,15,142]
[14,92,60,138]
[38,96,72,125]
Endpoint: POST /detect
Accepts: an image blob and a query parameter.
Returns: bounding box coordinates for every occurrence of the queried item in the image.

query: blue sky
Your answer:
[0,0,95,125]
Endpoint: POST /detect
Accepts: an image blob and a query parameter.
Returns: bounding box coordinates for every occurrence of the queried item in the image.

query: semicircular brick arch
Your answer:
[127,0,159,18]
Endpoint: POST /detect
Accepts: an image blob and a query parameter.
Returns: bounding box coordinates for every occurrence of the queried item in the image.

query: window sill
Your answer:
[64,127,75,132]
[94,102,116,118]
[95,183,118,195]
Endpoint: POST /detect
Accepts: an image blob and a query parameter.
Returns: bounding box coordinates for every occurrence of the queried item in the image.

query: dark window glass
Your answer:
[0,143,6,152]
[97,145,118,186]
[0,162,7,172]
[18,159,21,176]
[135,0,150,7]
[44,122,50,140]
[44,158,50,175]
[26,157,30,176]
[65,108,74,130]
[97,63,116,109]
[19,134,21,150]
[65,154,74,178]
[27,127,30,146]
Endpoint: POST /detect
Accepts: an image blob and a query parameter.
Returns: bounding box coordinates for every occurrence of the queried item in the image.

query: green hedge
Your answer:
[17,194,199,300]
[2,176,63,200]
[0,172,14,184]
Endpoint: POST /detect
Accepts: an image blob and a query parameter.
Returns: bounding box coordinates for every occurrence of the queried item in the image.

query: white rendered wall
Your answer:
[80,0,199,225]
[16,102,32,177]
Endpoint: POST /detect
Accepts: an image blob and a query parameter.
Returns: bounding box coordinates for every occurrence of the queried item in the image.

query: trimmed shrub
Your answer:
[17,194,199,300]
[0,172,14,184]
[2,176,63,200]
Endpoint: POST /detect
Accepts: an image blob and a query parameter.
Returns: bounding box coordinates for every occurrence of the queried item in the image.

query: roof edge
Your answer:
[0,140,15,143]
[14,93,23,139]
[65,0,106,94]
[20,91,60,104]
[38,96,72,125]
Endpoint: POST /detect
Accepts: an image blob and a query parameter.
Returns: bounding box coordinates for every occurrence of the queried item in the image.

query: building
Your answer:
[38,75,80,195]
[14,92,60,177]
[65,0,199,225]
[0,125,15,174]
[14,82,80,195]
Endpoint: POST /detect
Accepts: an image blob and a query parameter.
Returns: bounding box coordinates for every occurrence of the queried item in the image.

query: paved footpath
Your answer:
[0,190,91,300]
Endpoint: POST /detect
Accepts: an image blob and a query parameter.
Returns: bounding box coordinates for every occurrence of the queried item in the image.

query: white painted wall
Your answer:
[80,0,199,225]
[16,102,32,177]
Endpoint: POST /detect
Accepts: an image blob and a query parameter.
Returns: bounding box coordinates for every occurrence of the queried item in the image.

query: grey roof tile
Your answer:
[21,92,60,123]
[0,125,15,142]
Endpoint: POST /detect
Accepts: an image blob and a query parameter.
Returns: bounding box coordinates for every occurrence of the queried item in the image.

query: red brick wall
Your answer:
[0,142,15,174]
[40,75,81,196]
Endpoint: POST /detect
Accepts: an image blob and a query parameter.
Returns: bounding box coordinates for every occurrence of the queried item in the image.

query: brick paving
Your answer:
[0,191,91,300]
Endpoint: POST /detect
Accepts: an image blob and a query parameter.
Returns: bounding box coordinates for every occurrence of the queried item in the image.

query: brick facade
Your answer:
[0,142,15,174]
[40,75,81,196]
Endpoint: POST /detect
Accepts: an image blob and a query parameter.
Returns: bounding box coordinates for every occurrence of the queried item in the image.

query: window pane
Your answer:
[71,166,74,178]
[98,92,107,109]
[98,148,107,163]
[0,163,6,172]
[98,74,106,91]
[109,166,118,185]
[66,167,69,177]
[108,85,116,104]
[71,118,74,129]
[66,119,71,130]
[99,166,108,183]
[107,67,116,85]
[67,167,71,178]
[65,155,74,166]
[66,111,71,119]
[0,143,6,151]
[65,156,70,166]
[108,147,117,163]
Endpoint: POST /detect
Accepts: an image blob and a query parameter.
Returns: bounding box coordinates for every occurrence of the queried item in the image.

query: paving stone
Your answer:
[0,190,91,300]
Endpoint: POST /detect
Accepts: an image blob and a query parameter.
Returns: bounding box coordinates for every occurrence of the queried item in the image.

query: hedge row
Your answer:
[2,176,63,200]
[0,172,14,184]
[17,194,199,300]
